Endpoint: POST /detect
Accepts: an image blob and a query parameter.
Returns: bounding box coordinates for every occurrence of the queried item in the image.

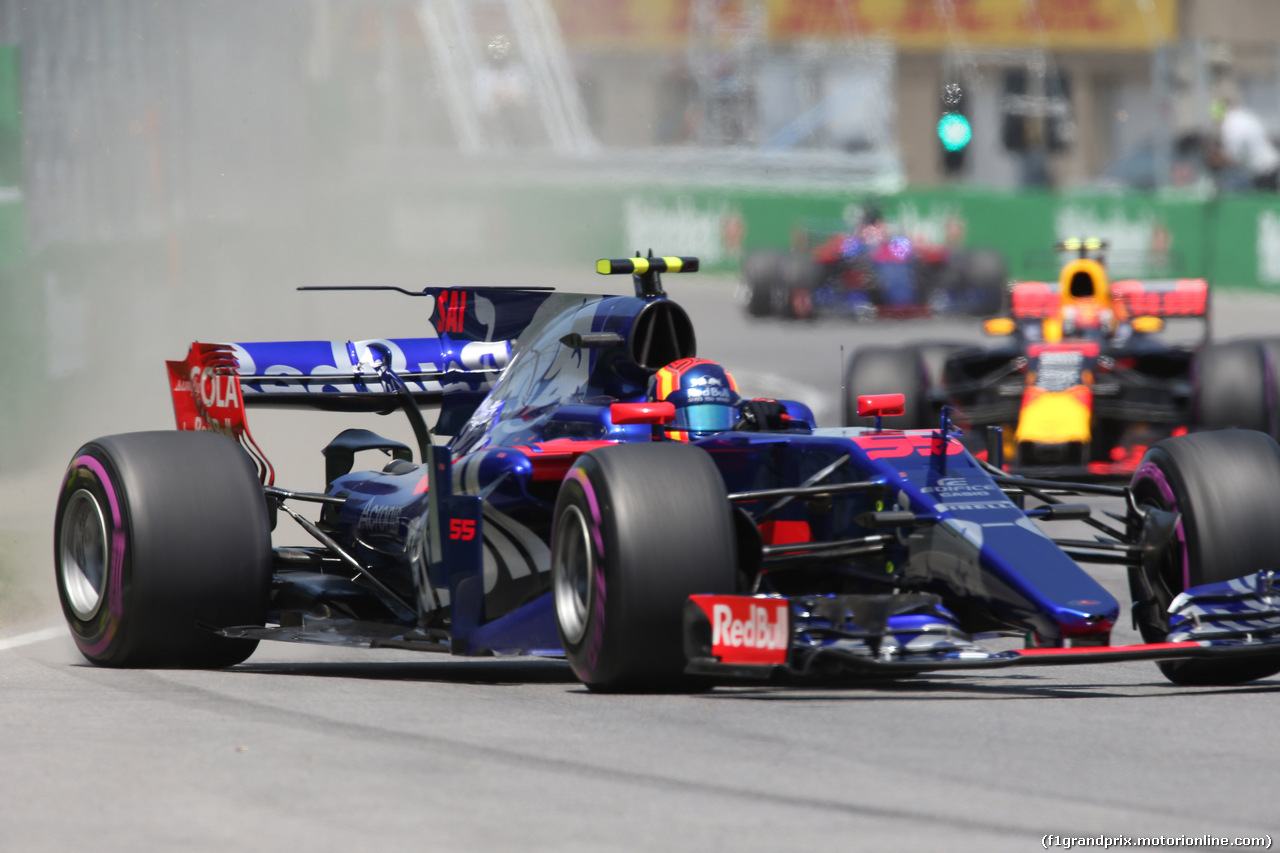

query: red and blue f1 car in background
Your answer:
[741,215,1008,321]
[55,255,1280,690]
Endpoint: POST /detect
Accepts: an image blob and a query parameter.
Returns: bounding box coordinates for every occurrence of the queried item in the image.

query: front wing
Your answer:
[683,571,1280,680]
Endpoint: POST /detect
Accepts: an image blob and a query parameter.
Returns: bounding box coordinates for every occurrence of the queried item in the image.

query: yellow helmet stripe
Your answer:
[656,365,676,401]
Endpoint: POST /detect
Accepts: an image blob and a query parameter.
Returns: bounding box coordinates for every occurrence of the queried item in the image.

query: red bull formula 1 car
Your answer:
[844,238,1279,479]
[54,255,1280,691]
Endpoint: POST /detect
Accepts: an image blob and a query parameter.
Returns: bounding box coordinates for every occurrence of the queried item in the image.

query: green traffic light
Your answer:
[938,112,972,152]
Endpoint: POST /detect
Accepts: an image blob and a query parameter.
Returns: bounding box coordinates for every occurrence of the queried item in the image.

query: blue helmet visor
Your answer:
[674,403,738,437]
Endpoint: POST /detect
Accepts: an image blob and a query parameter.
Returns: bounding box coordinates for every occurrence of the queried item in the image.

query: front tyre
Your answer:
[55,431,272,668]
[1129,430,1280,685]
[551,443,737,691]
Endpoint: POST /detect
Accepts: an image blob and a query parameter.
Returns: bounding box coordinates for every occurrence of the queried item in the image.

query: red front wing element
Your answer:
[684,594,1273,678]
[688,595,790,666]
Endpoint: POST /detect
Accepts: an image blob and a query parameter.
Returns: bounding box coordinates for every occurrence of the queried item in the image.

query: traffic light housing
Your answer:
[939,90,971,176]
[1002,69,1072,152]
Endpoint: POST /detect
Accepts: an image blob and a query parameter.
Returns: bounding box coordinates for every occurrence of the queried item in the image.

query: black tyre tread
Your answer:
[743,251,784,317]
[1131,430,1280,685]
[844,346,931,429]
[778,253,823,320]
[1243,335,1280,440]
[55,431,271,668]
[553,442,737,691]
[1193,340,1273,434]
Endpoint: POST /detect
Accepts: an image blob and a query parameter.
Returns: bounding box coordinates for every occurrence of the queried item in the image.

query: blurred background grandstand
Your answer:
[2,0,1280,467]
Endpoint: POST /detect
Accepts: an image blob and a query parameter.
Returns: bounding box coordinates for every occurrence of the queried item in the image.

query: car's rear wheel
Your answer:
[1192,340,1274,435]
[55,431,272,668]
[843,345,932,429]
[1241,335,1280,440]
[742,251,784,318]
[778,253,822,320]
[788,285,814,320]
[1129,430,1280,685]
[551,443,737,691]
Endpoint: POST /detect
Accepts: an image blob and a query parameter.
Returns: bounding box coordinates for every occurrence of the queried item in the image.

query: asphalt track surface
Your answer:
[3,272,1280,852]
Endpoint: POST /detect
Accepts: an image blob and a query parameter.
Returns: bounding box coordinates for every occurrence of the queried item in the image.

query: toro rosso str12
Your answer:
[741,210,1008,321]
[55,255,1280,690]
[845,238,1280,479]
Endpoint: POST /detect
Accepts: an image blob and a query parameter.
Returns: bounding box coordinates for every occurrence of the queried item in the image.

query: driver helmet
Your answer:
[648,358,741,441]
[1062,270,1113,335]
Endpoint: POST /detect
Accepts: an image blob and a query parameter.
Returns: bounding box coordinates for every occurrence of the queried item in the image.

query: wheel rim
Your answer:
[790,288,813,318]
[552,504,594,646]
[59,489,109,621]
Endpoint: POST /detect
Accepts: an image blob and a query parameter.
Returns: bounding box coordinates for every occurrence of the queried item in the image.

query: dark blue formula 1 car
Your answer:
[54,256,1280,690]
[741,214,1007,322]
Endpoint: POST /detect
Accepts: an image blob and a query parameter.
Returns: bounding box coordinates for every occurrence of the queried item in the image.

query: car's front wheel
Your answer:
[1129,430,1280,685]
[551,442,737,691]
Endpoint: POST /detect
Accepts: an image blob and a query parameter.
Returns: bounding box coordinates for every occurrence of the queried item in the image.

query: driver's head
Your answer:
[1068,270,1096,299]
[648,358,741,441]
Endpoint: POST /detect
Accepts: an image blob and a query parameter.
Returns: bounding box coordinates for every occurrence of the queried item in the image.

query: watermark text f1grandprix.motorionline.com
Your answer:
[1042,836,1272,850]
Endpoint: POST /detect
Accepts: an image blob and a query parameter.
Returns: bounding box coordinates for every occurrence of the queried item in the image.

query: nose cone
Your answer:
[969,519,1120,647]
[1017,386,1092,445]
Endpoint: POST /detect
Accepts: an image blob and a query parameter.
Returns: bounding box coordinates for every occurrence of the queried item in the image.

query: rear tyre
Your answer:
[779,253,822,320]
[742,251,785,318]
[551,443,737,691]
[1192,340,1274,434]
[55,431,272,668]
[844,346,931,429]
[1245,336,1280,440]
[1129,430,1280,685]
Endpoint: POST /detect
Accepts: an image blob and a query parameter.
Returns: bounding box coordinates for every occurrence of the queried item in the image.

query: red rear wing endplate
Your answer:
[167,342,275,484]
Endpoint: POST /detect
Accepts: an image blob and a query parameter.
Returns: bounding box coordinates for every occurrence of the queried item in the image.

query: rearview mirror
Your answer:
[610,402,675,425]
[856,394,905,418]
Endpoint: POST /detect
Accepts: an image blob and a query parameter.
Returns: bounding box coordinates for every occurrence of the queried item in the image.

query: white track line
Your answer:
[0,626,65,652]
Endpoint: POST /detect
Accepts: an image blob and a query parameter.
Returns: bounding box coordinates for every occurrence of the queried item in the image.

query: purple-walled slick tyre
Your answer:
[551,442,736,692]
[1129,430,1280,685]
[55,431,271,668]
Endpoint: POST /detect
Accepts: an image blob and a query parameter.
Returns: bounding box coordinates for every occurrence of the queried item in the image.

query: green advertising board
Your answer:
[0,45,28,472]
[584,184,1279,290]
[0,45,24,269]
